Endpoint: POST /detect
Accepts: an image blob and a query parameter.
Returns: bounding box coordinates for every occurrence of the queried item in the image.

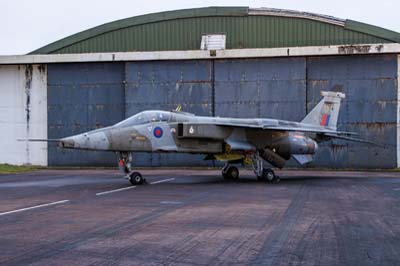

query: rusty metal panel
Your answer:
[125,60,214,166]
[47,63,125,166]
[307,55,398,168]
[214,58,307,121]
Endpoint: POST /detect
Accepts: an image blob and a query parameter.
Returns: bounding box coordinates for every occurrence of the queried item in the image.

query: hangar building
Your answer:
[1,6,400,168]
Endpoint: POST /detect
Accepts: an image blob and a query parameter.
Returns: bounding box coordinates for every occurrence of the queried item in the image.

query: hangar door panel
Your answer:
[214,58,307,120]
[125,60,214,166]
[307,55,397,168]
[214,58,307,167]
[47,63,125,166]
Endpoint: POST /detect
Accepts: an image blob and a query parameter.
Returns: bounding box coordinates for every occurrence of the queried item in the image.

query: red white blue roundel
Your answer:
[153,126,163,138]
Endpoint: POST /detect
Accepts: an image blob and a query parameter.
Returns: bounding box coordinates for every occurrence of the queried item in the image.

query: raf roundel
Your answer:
[153,126,163,138]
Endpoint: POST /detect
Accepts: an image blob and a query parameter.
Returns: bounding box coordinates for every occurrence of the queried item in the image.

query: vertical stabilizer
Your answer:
[301,91,345,130]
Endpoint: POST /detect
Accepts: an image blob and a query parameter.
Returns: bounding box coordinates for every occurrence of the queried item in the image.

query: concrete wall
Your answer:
[398,55,400,168]
[0,65,47,166]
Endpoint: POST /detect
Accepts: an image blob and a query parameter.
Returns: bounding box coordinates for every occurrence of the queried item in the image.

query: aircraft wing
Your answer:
[260,125,357,135]
[319,133,380,146]
[219,122,373,143]
[178,121,377,145]
[187,121,357,136]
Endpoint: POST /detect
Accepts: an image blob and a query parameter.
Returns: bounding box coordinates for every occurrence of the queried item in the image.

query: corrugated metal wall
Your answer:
[52,16,388,54]
[47,55,398,168]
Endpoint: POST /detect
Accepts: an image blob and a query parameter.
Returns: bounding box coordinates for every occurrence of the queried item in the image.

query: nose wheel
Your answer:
[117,152,146,185]
[129,172,144,185]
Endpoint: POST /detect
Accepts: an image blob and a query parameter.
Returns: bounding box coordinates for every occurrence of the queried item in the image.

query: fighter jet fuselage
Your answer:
[60,112,319,158]
[36,91,370,184]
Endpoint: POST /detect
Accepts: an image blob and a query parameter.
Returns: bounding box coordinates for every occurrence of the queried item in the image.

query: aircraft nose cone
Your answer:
[59,137,75,148]
[58,130,110,150]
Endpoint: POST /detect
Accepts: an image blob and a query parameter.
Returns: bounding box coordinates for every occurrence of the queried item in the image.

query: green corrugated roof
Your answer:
[30,6,400,54]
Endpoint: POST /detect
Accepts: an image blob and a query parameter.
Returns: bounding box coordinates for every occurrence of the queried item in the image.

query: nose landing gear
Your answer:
[117,152,146,185]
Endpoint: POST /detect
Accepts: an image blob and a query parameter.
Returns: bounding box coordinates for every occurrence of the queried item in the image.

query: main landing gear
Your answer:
[252,152,280,183]
[222,163,240,180]
[221,153,280,183]
[118,152,146,185]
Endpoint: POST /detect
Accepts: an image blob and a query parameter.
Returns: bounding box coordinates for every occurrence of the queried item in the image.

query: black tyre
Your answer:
[227,166,239,180]
[263,168,276,182]
[129,172,144,185]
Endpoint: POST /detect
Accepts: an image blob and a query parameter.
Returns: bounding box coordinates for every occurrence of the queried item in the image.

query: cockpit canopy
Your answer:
[114,111,171,127]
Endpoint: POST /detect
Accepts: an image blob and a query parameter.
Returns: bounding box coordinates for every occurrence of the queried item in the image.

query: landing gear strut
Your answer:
[117,152,146,185]
[222,163,239,180]
[252,152,280,183]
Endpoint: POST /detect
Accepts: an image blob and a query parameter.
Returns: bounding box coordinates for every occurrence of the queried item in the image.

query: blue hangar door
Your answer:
[47,55,397,168]
[47,60,214,167]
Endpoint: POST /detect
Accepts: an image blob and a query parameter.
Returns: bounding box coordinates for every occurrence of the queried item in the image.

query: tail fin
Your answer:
[301,91,345,130]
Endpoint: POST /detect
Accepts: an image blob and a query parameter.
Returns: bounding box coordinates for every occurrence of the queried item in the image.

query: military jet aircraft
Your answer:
[27,91,370,185]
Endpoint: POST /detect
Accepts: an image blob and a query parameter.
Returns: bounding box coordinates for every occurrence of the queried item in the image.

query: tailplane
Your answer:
[301,91,345,130]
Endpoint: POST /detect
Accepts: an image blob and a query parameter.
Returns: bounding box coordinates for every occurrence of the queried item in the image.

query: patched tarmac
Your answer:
[0,169,399,266]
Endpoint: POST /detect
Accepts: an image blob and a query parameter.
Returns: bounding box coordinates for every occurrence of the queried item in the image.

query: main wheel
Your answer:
[264,168,275,182]
[129,172,144,185]
[262,168,280,183]
[222,166,239,180]
[227,166,239,180]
